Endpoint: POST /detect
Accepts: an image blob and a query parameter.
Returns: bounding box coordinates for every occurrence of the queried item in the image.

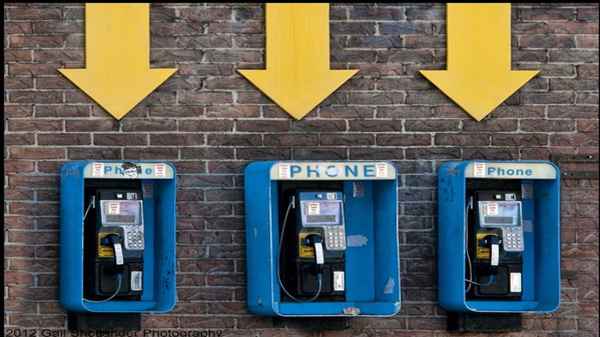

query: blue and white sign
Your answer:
[270,161,396,180]
[84,162,174,179]
[466,162,557,179]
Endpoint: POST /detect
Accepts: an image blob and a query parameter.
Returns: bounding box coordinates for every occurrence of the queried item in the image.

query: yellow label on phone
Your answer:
[97,232,117,257]
[298,231,320,258]
[475,231,491,260]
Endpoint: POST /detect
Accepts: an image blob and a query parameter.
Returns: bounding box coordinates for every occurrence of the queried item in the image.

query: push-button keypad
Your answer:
[503,227,524,252]
[125,227,144,250]
[324,226,346,250]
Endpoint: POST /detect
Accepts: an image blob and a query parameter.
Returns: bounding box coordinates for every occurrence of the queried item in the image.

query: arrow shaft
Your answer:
[85,3,150,71]
[265,3,331,76]
[447,3,512,71]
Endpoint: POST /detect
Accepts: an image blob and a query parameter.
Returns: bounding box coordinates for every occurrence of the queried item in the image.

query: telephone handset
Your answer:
[278,191,346,302]
[466,190,524,299]
[84,189,144,301]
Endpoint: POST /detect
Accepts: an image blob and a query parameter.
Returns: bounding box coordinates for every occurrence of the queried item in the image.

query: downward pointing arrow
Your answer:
[238,4,358,120]
[420,3,539,121]
[59,3,176,120]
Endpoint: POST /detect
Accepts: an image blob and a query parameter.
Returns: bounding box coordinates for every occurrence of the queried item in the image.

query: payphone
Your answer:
[437,160,561,332]
[84,187,145,301]
[279,191,346,302]
[466,189,523,299]
[60,161,177,331]
[245,161,401,317]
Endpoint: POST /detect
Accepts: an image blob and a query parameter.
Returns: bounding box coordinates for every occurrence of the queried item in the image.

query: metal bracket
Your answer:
[551,154,598,180]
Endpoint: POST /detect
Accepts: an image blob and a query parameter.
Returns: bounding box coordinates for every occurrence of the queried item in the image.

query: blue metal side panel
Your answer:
[59,161,87,312]
[533,166,561,312]
[344,181,375,302]
[372,179,401,315]
[244,161,277,316]
[152,163,178,312]
[437,161,469,312]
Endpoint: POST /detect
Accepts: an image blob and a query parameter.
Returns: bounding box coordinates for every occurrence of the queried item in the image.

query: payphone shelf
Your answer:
[277,302,400,317]
[465,300,540,313]
[82,300,158,313]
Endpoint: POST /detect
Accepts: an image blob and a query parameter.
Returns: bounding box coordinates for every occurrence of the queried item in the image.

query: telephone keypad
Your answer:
[125,227,144,250]
[324,226,346,250]
[503,227,524,252]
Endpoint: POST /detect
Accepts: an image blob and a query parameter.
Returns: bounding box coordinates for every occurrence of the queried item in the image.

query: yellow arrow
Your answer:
[58,3,176,120]
[238,4,358,120]
[420,3,539,121]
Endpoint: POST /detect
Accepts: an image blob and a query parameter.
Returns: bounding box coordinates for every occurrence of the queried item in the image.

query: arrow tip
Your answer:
[239,69,358,119]
[59,67,177,120]
[420,69,539,121]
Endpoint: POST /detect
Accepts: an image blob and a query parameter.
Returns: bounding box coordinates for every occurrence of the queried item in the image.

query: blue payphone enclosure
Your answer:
[438,160,560,313]
[59,161,176,313]
[244,161,401,316]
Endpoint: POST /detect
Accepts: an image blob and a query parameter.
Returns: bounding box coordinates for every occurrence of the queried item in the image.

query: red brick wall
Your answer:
[4,3,599,336]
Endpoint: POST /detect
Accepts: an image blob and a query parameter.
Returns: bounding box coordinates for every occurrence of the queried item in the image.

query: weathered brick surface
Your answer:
[4,3,599,336]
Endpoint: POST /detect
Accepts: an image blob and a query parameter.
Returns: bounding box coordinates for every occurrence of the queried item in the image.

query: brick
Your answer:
[93,133,147,146]
[577,92,599,105]
[8,34,65,48]
[406,119,460,132]
[521,119,576,132]
[463,119,518,132]
[435,133,490,146]
[207,134,261,146]
[38,133,90,145]
[551,133,599,147]
[9,147,65,160]
[378,134,432,146]
[8,119,63,132]
[7,6,62,20]
[519,8,576,21]
[9,90,63,104]
[293,148,347,160]
[263,134,319,146]
[123,147,179,159]
[463,147,519,160]
[236,120,289,132]
[181,148,233,160]
[320,134,374,146]
[549,49,599,63]
[350,148,404,160]
[237,147,290,160]
[150,133,205,146]
[519,34,576,48]
[405,147,461,160]
[120,119,176,132]
[349,120,403,132]
[492,133,549,146]
[35,105,89,117]
[68,147,120,160]
[5,77,33,90]
[575,35,599,48]
[65,119,117,132]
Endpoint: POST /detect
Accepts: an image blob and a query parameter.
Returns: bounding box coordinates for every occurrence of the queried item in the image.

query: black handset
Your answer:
[84,189,144,301]
[467,190,523,299]
[278,190,346,302]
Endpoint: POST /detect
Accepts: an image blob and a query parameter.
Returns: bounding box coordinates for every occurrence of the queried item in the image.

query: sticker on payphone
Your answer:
[486,202,498,216]
[97,232,117,257]
[307,202,320,216]
[298,231,319,258]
